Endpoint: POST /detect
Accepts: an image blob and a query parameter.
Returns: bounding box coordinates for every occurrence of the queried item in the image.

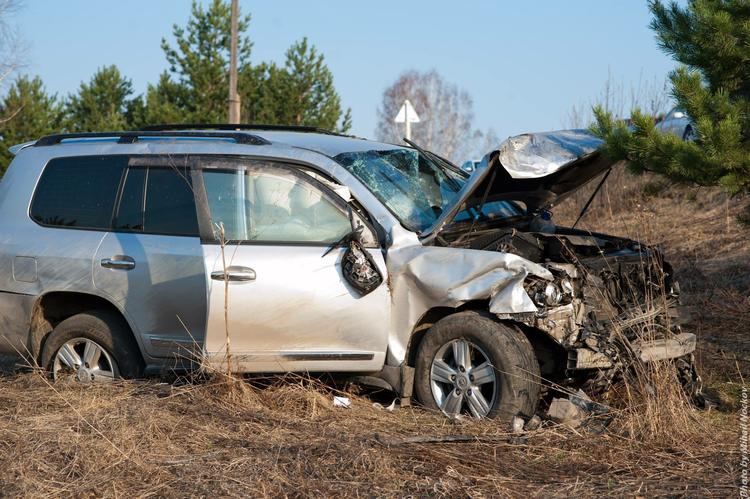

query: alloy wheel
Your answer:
[429,338,497,418]
[52,338,117,383]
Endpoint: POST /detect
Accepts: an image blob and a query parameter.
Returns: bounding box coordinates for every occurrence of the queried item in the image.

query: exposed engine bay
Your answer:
[438,216,699,397]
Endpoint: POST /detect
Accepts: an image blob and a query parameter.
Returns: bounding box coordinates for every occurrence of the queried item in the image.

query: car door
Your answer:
[93,159,207,362]
[196,157,390,373]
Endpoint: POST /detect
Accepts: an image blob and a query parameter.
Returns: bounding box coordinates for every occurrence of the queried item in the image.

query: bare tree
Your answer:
[562,68,670,129]
[375,69,490,164]
[0,0,24,90]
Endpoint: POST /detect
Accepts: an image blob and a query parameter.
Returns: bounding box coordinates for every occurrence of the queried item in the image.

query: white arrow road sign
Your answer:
[394,99,420,123]
[394,99,420,140]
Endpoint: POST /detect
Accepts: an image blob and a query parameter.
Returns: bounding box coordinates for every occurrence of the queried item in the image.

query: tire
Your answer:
[414,311,540,421]
[40,310,143,381]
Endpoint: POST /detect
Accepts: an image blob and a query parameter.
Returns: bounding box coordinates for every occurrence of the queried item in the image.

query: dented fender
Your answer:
[384,229,552,365]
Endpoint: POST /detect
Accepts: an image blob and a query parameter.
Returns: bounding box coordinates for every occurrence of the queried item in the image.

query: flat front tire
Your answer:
[414,311,541,421]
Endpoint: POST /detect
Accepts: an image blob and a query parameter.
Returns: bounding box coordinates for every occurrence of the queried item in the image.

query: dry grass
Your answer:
[0,169,745,497]
[0,372,737,497]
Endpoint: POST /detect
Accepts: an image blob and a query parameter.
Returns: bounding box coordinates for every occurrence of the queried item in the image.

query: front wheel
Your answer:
[414,311,541,420]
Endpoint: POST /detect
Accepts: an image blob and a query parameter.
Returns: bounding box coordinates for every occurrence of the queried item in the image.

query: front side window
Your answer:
[31,155,127,229]
[202,167,351,243]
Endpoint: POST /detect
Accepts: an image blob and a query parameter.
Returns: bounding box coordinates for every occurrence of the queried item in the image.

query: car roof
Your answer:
[15,126,405,159]
[243,130,402,158]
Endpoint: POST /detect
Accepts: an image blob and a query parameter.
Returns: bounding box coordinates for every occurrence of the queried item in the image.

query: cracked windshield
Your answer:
[334,148,464,232]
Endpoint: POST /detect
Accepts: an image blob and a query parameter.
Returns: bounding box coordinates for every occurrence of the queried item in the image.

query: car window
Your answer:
[202,168,351,243]
[114,167,146,231]
[30,155,127,230]
[334,148,463,232]
[114,166,199,236]
[144,167,199,236]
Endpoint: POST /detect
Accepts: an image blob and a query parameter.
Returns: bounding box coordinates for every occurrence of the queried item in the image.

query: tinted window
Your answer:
[114,167,146,231]
[202,168,350,243]
[31,155,127,229]
[144,167,199,236]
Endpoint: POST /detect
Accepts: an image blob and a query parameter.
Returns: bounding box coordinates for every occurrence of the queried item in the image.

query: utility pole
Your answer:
[228,0,241,123]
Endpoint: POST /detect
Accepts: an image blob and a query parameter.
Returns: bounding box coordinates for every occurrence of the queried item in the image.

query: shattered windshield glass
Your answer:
[334,148,464,232]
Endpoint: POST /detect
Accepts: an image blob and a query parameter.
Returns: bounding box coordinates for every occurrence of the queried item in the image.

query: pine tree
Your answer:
[592,0,750,198]
[245,38,351,132]
[148,1,351,131]
[150,0,251,123]
[66,65,138,131]
[0,76,62,173]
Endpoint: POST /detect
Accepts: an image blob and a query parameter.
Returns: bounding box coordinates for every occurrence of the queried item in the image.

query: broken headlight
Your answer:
[528,277,575,308]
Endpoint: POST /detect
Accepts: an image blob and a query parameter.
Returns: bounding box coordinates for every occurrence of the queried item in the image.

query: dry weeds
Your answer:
[0,170,745,497]
[0,371,737,497]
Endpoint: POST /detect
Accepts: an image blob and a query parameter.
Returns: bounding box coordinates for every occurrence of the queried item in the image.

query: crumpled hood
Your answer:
[478,129,616,212]
[496,129,604,179]
[421,129,617,241]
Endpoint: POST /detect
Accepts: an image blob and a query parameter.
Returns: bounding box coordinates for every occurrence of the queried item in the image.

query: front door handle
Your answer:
[101,256,136,270]
[211,266,256,282]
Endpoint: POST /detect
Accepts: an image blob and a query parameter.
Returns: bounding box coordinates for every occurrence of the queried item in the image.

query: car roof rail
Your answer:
[33,130,270,147]
[140,123,339,135]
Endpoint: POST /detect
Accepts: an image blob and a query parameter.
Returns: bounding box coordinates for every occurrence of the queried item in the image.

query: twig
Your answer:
[374,433,514,446]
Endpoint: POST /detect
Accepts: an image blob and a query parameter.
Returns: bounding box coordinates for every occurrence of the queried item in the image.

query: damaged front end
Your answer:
[425,129,700,398]
[510,234,697,396]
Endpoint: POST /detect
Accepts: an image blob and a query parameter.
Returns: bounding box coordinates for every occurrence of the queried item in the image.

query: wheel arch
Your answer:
[404,303,566,376]
[28,291,145,365]
[404,301,490,367]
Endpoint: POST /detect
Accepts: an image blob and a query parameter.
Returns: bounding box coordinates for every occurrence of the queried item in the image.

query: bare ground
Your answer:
[0,171,746,497]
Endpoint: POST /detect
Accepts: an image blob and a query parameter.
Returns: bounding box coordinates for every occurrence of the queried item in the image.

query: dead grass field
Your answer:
[0,169,746,497]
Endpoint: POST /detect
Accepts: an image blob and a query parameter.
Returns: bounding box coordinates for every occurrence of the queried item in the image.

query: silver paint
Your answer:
[0,133,609,374]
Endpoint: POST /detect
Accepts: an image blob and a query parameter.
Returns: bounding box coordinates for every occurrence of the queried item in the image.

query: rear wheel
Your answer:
[40,310,143,382]
[414,311,541,420]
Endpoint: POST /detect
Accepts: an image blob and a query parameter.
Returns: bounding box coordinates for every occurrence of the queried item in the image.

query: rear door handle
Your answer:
[211,266,256,282]
[101,256,136,270]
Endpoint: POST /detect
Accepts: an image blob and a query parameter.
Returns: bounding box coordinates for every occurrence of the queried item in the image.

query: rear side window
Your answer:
[114,167,146,231]
[144,168,198,236]
[115,166,199,237]
[30,155,127,229]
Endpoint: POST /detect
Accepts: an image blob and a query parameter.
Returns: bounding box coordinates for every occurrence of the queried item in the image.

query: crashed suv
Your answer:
[0,125,696,421]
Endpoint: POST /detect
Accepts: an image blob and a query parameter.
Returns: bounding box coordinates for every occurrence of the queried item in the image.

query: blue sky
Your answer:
[16,1,676,139]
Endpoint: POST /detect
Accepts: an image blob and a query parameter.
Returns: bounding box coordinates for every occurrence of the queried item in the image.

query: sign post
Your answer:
[394,99,420,141]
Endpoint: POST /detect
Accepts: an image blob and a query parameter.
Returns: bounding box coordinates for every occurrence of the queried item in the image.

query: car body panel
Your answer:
[657,108,693,140]
[202,244,389,372]
[420,130,616,242]
[0,130,695,381]
[92,232,207,359]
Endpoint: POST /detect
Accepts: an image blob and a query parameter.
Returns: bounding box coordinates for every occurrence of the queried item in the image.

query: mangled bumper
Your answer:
[568,332,697,369]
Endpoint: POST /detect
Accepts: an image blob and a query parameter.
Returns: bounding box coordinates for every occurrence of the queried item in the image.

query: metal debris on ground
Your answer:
[547,389,611,432]
[372,399,399,412]
[333,396,351,408]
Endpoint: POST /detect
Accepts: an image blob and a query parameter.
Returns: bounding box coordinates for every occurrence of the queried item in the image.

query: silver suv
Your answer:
[0,125,697,420]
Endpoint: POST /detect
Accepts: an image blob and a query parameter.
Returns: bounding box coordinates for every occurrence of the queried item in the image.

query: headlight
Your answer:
[560,278,574,297]
[543,283,562,306]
